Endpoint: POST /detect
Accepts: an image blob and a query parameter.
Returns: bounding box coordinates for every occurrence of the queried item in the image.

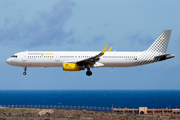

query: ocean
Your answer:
[0,90,179,109]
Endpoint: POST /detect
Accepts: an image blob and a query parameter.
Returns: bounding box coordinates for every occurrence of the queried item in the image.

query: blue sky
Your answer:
[0,0,179,90]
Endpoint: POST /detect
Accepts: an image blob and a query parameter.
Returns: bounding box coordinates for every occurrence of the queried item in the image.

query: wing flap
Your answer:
[93,62,104,68]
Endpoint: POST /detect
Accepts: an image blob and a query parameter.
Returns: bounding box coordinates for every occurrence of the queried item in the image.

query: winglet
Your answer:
[102,45,108,54]
[108,46,112,52]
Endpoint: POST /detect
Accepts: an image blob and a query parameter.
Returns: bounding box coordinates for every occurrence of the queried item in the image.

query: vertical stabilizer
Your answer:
[146,30,172,53]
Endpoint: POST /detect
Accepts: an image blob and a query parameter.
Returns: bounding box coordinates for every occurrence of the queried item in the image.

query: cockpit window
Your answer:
[11,55,17,58]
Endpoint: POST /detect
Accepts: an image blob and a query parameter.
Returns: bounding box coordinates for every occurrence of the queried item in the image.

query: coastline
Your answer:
[0,108,178,120]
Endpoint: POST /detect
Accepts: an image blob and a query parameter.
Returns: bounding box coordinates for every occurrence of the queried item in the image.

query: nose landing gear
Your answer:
[23,67,27,75]
[86,68,92,76]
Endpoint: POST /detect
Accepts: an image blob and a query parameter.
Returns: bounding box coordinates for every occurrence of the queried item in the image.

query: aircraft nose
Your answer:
[6,58,11,65]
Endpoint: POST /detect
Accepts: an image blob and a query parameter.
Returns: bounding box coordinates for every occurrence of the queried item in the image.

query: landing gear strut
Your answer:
[23,67,27,75]
[86,68,92,76]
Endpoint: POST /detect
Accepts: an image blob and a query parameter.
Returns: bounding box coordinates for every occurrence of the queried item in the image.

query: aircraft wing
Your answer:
[76,45,108,67]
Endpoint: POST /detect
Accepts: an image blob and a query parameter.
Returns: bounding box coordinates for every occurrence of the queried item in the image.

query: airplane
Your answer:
[6,30,175,76]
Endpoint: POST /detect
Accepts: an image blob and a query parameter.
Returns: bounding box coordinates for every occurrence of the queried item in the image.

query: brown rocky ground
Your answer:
[0,108,179,120]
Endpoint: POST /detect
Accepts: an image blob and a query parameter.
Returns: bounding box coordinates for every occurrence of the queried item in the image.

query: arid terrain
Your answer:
[0,108,179,120]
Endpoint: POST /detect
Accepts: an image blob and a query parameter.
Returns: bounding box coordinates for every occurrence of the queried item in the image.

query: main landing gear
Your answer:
[86,68,92,76]
[23,67,27,75]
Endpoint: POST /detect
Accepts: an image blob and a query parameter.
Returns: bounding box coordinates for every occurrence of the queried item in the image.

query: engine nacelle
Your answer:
[63,63,84,71]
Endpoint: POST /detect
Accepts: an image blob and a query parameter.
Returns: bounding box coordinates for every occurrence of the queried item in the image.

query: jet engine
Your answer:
[63,63,85,71]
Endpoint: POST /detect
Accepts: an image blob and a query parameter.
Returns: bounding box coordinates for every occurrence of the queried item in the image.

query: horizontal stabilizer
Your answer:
[155,54,175,61]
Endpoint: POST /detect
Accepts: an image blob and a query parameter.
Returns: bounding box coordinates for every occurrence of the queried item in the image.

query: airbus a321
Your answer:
[6,30,175,76]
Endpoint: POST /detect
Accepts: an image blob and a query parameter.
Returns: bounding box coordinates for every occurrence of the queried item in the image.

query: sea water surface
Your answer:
[0,90,179,109]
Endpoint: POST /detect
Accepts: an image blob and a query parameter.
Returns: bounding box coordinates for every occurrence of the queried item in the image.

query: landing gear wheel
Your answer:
[23,67,27,75]
[86,71,92,76]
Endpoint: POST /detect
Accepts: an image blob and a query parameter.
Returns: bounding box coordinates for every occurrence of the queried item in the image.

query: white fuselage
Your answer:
[5,30,174,76]
[6,51,145,68]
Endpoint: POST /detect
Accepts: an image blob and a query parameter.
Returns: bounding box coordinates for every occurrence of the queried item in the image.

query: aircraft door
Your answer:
[22,52,27,62]
[55,53,60,62]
